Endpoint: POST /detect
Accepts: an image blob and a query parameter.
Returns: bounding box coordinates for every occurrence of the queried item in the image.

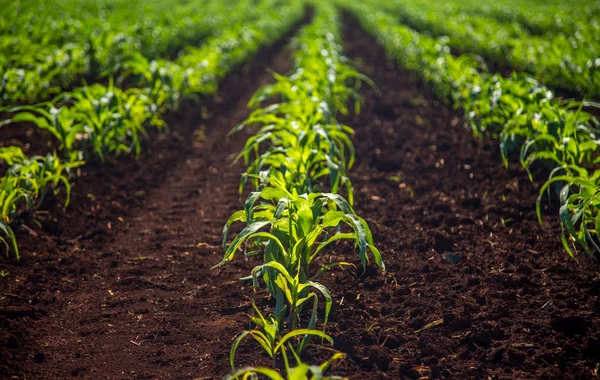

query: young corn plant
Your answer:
[1,147,80,209]
[233,101,356,202]
[0,178,26,260]
[0,146,82,260]
[68,81,163,161]
[537,166,600,259]
[249,261,333,332]
[117,55,192,112]
[230,303,332,371]
[227,345,346,380]
[219,175,383,326]
[3,79,165,162]
[2,103,83,155]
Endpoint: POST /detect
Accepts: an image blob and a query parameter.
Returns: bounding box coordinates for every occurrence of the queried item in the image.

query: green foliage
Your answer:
[343,0,600,257]
[5,80,164,162]
[0,0,267,105]
[373,0,600,98]
[220,177,382,326]
[0,147,82,259]
[230,304,333,371]
[227,344,345,380]
[221,3,381,378]
[0,0,304,259]
[537,168,600,258]
[232,0,371,202]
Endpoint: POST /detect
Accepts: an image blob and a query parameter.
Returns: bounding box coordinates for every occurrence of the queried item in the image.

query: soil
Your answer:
[1,15,599,380]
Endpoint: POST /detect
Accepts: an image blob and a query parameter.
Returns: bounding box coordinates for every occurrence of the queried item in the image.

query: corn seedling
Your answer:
[220,178,382,324]
[3,79,164,162]
[227,349,346,380]
[0,146,82,260]
[230,304,332,370]
[537,167,600,258]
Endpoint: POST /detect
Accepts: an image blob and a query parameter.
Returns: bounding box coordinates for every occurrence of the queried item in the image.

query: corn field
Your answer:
[1,0,599,379]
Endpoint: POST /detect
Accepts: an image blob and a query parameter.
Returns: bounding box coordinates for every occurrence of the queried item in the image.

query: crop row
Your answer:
[0,0,266,105]
[0,0,305,259]
[373,0,600,99]
[217,2,383,378]
[2,0,226,48]
[428,0,600,38]
[341,1,600,258]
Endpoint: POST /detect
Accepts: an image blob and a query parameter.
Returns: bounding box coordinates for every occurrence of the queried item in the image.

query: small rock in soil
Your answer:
[441,252,460,264]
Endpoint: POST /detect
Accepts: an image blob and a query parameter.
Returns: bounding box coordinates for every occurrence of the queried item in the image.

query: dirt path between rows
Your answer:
[2,14,599,380]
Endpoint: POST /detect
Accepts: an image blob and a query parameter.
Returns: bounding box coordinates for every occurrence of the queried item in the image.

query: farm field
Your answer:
[1,0,599,379]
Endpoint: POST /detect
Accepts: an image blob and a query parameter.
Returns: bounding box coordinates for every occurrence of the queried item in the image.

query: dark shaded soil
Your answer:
[1,15,599,380]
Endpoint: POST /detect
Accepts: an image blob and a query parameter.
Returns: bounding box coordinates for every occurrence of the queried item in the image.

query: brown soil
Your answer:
[1,15,599,380]
[320,19,600,379]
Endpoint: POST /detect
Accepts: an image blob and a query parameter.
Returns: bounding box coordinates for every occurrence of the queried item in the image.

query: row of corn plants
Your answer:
[216,3,384,378]
[372,0,600,99]
[415,0,600,38]
[0,0,305,260]
[0,0,262,105]
[341,1,600,259]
